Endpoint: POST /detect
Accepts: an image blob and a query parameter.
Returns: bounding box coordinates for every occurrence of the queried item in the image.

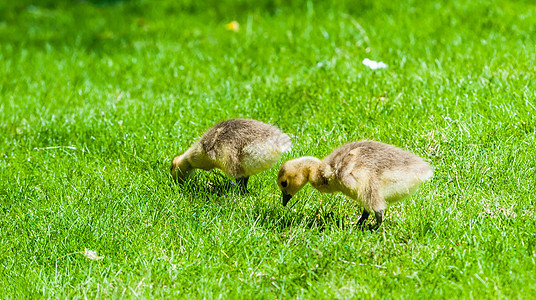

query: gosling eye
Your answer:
[281,180,288,188]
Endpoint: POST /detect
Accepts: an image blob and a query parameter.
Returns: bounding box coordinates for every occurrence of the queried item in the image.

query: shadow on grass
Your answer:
[166,171,364,233]
[250,202,356,233]
[169,172,250,199]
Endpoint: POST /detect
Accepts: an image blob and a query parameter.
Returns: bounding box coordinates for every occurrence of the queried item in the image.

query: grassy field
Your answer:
[1,0,536,298]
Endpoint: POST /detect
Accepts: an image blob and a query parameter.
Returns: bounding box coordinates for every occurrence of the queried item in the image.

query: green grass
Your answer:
[1,0,536,298]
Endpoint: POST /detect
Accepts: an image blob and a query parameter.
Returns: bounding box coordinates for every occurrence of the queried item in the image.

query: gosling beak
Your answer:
[282,193,292,206]
[170,167,178,184]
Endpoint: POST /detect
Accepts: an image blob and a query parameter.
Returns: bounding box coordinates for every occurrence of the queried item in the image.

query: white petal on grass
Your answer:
[362,58,388,70]
[83,248,104,260]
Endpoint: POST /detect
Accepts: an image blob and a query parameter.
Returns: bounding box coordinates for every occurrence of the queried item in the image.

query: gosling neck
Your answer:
[296,156,323,184]
[178,154,193,171]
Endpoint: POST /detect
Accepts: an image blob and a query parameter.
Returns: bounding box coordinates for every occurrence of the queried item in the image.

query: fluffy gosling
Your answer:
[171,118,291,191]
[277,140,433,230]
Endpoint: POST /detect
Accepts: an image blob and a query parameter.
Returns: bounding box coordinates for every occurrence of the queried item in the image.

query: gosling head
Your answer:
[170,154,192,183]
[277,158,316,206]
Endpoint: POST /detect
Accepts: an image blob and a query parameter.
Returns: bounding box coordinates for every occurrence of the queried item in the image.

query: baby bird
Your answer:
[277,140,433,230]
[171,118,291,192]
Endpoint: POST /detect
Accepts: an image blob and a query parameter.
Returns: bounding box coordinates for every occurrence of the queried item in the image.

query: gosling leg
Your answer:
[224,180,237,190]
[356,209,370,229]
[368,210,384,232]
[236,177,249,193]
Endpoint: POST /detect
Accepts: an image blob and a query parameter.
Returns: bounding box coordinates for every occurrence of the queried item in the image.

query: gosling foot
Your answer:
[368,210,384,232]
[356,209,370,230]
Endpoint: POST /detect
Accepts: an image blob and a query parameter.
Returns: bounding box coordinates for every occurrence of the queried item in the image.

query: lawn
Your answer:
[1,0,535,298]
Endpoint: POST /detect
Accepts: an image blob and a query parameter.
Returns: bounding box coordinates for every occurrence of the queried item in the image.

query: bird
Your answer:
[171,118,291,192]
[277,140,433,230]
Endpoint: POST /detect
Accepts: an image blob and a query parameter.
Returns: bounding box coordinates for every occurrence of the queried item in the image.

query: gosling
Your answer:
[171,118,291,192]
[277,140,433,230]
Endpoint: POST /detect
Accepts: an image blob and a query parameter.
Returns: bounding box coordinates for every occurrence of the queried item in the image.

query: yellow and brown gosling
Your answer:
[277,140,433,230]
[171,118,291,191]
